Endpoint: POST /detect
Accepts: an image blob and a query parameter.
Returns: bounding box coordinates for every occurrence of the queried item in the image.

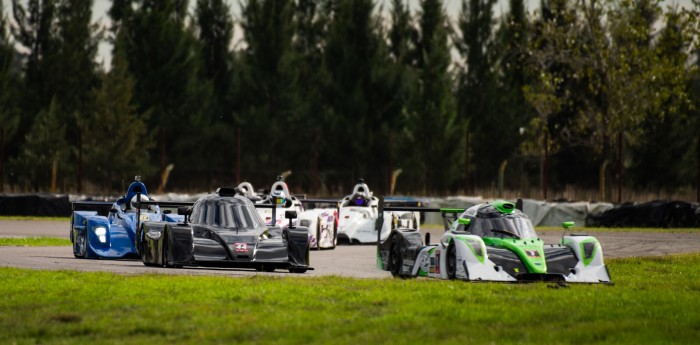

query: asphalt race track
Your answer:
[1,220,699,278]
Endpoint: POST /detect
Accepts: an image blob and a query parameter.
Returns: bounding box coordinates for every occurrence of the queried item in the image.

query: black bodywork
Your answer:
[137,192,312,273]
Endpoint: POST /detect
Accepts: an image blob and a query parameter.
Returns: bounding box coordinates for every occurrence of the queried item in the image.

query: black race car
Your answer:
[136,188,312,273]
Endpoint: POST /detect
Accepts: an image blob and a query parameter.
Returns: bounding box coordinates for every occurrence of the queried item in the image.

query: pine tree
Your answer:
[114,0,212,188]
[628,8,694,192]
[0,6,21,163]
[237,0,296,181]
[408,0,459,193]
[11,98,67,191]
[323,0,395,192]
[10,0,58,139]
[10,0,97,191]
[292,0,333,192]
[455,0,502,189]
[195,0,234,119]
[81,35,153,191]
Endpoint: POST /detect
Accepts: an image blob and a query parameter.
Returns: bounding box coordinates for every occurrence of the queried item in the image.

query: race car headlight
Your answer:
[94,226,107,243]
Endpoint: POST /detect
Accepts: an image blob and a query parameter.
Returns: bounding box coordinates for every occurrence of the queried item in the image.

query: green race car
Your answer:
[377,200,612,283]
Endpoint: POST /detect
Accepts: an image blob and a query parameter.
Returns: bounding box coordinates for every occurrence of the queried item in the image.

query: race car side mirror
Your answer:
[285,211,297,228]
[178,206,192,224]
[561,221,575,242]
[458,218,471,226]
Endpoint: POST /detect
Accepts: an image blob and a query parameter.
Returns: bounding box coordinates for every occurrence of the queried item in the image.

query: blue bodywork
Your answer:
[71,180,184,259]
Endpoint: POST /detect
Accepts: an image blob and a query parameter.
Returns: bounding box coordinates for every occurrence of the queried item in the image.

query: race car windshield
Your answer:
[192,202,265,229]
[472,216,537,239]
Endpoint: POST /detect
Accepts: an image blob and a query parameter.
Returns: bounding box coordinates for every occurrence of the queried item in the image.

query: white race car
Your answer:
[245,179,337,250]
[337,179,419,244]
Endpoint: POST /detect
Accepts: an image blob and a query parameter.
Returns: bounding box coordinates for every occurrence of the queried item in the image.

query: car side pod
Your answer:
[284,210,313,272]
[559,221,612,284]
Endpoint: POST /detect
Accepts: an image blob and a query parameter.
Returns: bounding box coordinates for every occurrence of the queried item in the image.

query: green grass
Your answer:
[0,237,71,246]
[1,254,699,344]
[0,215,70,222]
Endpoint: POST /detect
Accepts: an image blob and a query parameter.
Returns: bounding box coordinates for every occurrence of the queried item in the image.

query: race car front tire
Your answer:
[389,236,404,277]
[446,241,457,279]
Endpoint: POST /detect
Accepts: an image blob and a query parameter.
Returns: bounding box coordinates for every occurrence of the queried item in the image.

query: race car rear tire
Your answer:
[316,217,322,250]
[389,236,403,277]
[141,239,157,267]
[330,219,337,249]
[446,241,457,279]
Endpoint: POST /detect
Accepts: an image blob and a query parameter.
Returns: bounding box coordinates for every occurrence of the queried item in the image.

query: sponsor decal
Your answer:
[418,252,431,273]
[435,250,441,274]
[526,250,540,258]
[233,243,248,252]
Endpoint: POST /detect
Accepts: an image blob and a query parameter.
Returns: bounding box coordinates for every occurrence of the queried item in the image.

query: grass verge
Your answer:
[1,254,699,344]
[0,237,71,246]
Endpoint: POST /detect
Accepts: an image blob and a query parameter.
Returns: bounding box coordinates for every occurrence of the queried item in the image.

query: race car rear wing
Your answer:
[132,194,194,228]
[375,197,466,244]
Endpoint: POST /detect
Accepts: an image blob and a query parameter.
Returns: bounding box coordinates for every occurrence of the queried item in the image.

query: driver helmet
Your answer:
[353,193,366,206]
[272,190,286,205]
[130,194,152,211]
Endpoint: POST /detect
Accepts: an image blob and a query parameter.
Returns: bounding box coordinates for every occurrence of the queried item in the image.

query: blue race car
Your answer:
[70,176,185,259]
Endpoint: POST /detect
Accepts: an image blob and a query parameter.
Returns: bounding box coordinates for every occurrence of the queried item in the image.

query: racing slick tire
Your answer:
[446,241,457,279]
[330,220,337,249]
[316,217,322,250]
[389,236,404,278]
[140,232,157,267]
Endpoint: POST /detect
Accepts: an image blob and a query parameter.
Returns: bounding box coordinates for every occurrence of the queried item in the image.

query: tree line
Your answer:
[0,0,699,201]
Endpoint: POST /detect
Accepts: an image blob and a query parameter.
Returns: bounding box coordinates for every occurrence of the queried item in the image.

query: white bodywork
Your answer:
[245,181,337,249]
[337,182,419,244]
[409,233,610,283]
